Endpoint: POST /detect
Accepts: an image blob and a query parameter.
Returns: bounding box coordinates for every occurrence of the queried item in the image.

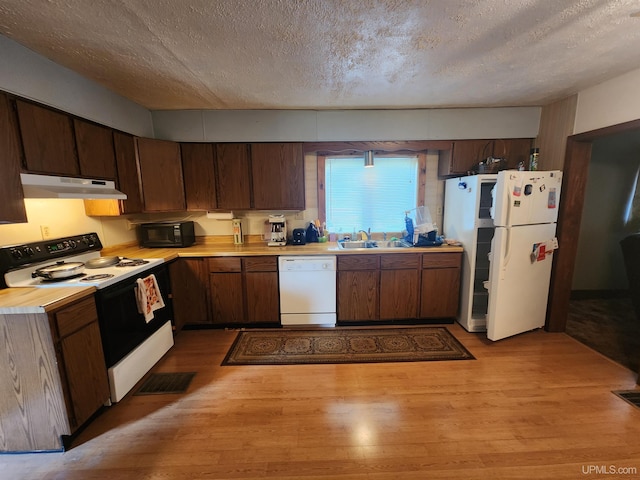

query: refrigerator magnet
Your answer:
[548,188,557,208]
[537,244,546,261]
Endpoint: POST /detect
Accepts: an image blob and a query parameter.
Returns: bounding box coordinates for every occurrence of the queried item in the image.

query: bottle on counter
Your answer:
[529,148,539,171]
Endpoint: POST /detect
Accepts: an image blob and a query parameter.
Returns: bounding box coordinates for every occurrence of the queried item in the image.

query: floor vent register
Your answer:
[134,372,196,395]
[612,389,640,408]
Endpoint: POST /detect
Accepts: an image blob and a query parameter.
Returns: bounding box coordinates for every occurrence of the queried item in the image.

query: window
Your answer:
[319,154,425,234]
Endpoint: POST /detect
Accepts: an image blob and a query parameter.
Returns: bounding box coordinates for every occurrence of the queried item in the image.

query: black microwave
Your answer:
[140,221,195,248]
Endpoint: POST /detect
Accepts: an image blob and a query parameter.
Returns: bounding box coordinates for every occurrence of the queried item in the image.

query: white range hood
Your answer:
[21,173,127,200]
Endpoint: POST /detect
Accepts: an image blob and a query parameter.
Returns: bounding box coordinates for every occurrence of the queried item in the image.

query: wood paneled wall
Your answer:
[537,95,578,171]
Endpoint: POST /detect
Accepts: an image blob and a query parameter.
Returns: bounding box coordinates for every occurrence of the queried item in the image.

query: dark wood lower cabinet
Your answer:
[244,256,279,323]
[169,258,209,330]
[379,254,420,320]
[0,294,110,452]
[206,256,279,325]
[169,253,461,328]
[338,270,379,321]
[50,296,110,432]
[210,271,245,324]
[420,253,462,318]
[338,252,461,322]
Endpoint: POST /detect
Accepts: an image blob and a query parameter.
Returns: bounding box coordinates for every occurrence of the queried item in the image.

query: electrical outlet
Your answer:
[40,225,52,239]
[436,206,443,215]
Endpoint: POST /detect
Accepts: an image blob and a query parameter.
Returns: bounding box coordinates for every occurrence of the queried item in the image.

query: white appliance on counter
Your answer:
[444,170,562,341]
[278,256,336,326]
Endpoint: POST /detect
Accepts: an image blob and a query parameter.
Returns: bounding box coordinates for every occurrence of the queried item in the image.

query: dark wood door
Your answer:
[420,268,461,318]
[113,132,144,214]
[380,266,420,320]
[379,254,420,320]
[500,138,533,170]
[16,99,79,176]
[136,137,186,212]
[59,322,110,430]
[245,272,279,323]
[181,143,217,211]
[73,119,117,179]
[209,272,244,324]
[169,258,209,330]
[215,143,251,209]
[251,143,305,210]
[337,270,379,321]
[0,94,27,223]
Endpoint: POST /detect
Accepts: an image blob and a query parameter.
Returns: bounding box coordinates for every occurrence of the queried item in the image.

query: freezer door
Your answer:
[485,223,557,341]
[491,171,562,227]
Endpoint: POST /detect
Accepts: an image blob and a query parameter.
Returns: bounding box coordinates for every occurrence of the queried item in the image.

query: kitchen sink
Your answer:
[335,239,411,250]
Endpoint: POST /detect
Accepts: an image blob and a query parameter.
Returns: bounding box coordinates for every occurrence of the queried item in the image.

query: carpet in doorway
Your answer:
[134,372,196,395]
[221,327,474,366]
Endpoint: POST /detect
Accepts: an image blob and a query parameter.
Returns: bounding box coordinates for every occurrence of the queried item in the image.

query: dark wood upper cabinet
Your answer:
[113,131,144,214]
[438,139,490,176]
[499,138,533,170]
[181,142,217,211]
[73,119,117,180]
[135,137,186,212]
[215,143,251,210]
[438,138,533,176]
[0,93,28,223]
[16,99,79,176]
[250,142,305,210]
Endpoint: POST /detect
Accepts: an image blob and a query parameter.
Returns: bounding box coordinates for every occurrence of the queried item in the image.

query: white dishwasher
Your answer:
[278,256,337,326]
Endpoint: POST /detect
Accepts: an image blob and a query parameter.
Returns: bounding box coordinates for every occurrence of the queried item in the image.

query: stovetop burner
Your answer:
[41,273,87,282]
[116,259,149,267]
[84,273,115,281]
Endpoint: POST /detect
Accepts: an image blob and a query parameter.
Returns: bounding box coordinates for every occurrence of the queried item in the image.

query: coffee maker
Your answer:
[268,214,287,246]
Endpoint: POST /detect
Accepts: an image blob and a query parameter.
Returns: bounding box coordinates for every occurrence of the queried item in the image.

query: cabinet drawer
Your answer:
[208,257,242,272]
[54,297,98,339]
[422,253,461,269]
[380,253,420,269]
[243,256,277,272]
[338,255,380,270]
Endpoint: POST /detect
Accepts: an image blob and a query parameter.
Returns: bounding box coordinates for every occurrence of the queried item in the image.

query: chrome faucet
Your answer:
[358,228,371,241]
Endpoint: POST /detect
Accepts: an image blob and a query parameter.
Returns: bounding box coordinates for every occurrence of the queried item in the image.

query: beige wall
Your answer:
[574,67,640,135]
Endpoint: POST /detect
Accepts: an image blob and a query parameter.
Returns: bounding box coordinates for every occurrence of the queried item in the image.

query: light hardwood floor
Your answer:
[2,323,640,480]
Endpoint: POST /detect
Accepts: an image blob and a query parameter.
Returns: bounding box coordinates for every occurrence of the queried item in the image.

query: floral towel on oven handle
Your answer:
[135,274,165,323]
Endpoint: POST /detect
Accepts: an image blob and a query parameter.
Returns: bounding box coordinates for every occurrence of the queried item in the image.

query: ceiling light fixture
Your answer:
[364,150,375,168]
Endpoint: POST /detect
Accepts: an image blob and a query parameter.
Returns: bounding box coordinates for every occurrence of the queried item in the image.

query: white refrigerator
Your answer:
[444,170,563,341]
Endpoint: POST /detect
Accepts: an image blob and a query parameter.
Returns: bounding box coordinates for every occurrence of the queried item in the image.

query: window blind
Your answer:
[325,156,418,233]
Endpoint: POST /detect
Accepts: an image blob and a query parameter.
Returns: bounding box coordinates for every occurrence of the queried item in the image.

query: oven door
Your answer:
[95,264,173,368]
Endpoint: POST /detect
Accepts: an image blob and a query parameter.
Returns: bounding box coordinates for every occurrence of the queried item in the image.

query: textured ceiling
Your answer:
[1,0,640,110]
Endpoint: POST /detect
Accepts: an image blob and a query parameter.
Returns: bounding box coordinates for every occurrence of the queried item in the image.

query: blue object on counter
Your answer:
[305,223,319,243]
[412,230,444,247]
[405,214,414,236]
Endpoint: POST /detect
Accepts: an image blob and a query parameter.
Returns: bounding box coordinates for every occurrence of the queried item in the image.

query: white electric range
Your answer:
[0,233,174,402]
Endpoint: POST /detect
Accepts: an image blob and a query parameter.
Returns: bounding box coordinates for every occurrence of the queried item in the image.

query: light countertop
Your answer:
[0,239,462,313]
[0,286,96,314]
[102,239,463,262]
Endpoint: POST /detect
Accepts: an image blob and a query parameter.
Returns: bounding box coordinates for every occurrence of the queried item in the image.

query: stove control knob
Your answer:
[11,248,23,260]
[23,247,35,257]
[68,240,76,249]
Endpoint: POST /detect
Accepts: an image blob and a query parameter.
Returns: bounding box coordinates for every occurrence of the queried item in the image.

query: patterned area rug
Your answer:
[222,327,474,366]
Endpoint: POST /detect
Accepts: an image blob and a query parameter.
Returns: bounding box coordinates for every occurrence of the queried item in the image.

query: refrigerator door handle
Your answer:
[500,227,512,279]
